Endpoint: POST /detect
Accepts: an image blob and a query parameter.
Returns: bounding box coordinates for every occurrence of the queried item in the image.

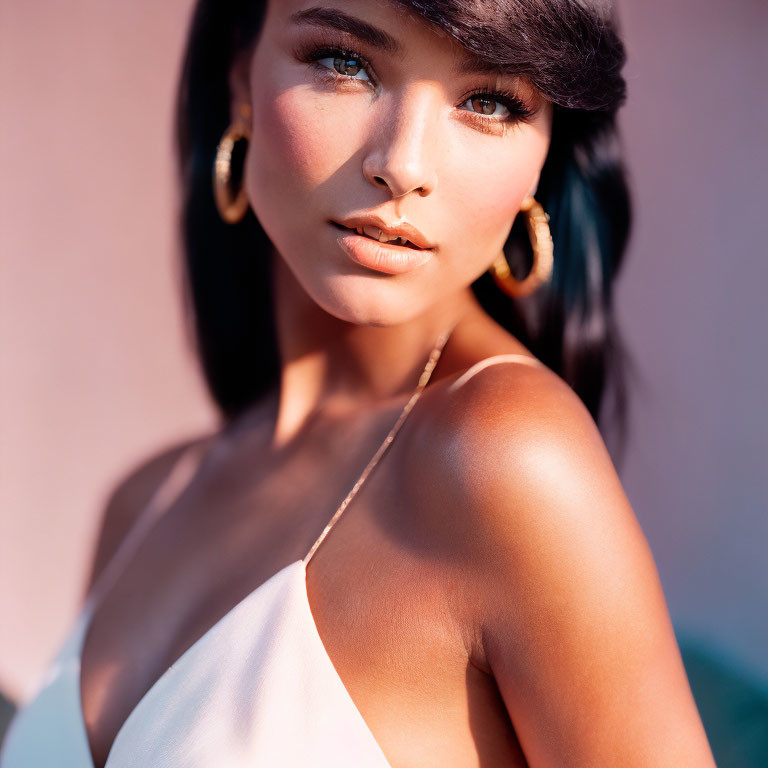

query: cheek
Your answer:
[248,87,327,197]
[459,172,522,229]
[446,125,551,243]
[247,80,366,207]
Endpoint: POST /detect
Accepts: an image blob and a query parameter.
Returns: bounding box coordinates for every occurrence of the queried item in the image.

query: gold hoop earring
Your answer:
[489,195,554,298]
[213,104,252,224]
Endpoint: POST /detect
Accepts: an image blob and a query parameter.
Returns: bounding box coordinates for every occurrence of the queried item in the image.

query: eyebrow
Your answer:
[289,6,515,78]
[452,52,511,77]
[289,7,402,55]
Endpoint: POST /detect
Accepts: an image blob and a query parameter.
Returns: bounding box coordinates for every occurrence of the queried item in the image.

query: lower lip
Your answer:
[332,224,434,275]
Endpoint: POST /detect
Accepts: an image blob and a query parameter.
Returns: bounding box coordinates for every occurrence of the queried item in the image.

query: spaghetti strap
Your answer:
[303,348,545,566]
[446,352,545,394]
[84,440,210,615]
[303,325,455,567]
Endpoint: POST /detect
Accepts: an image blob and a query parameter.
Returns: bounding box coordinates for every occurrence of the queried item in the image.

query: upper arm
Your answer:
[423,363,716,767]
[86,436,209,596]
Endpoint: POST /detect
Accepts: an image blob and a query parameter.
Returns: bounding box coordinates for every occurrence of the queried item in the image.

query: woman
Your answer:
[1,0,717,765]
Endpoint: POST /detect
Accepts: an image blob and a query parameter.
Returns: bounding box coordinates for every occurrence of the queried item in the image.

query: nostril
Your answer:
[373,176,387,187]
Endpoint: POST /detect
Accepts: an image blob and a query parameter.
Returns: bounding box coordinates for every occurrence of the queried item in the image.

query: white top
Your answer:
[1,556,392,767]
[0,351,544,767]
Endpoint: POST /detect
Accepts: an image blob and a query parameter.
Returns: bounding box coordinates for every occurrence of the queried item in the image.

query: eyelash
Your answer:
[294,41,536,132]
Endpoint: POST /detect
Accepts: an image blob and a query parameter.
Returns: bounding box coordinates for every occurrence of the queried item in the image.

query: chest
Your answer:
[79,433,526,768]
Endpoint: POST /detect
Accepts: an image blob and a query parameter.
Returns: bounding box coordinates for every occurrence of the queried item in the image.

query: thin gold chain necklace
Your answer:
[303,323,455,565]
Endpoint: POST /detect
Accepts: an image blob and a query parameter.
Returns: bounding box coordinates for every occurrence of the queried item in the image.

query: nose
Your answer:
[361,85,439,199]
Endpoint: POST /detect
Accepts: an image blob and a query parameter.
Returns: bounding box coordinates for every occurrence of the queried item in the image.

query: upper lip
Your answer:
[333,213,436,250]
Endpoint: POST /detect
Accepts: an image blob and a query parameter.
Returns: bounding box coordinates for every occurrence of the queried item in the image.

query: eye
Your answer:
[461,95,510,119]
[456,88,536,128]
[314,51,372,83]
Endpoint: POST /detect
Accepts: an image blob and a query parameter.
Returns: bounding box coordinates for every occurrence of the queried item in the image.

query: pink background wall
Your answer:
[1,0,766,702]
[614,0,767,685]
[0,0,216,699]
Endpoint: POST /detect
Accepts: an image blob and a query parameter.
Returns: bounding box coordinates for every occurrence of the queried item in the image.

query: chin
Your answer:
[268,229,440,328]
[303,272,433,328]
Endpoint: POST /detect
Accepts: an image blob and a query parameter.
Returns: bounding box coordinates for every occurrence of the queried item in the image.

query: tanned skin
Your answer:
[79,0,717,764]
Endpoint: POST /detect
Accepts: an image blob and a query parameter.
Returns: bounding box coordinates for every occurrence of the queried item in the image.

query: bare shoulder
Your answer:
[86,433,213,595]
[403,359,716,765]
[405,357,620,565]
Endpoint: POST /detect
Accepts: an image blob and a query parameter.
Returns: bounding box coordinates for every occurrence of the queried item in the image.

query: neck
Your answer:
[269,253,475,447]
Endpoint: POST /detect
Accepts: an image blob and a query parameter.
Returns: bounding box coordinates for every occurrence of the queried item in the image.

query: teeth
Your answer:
[366,225,409,245]
[351,224,412,247]
[360,225,383,241]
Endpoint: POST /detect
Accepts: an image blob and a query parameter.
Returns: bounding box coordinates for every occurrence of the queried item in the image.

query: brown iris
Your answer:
[470,96,498,115]
[333,56,362,76]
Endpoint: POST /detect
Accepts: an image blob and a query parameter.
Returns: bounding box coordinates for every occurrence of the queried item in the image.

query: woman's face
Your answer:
[235,0,553,325]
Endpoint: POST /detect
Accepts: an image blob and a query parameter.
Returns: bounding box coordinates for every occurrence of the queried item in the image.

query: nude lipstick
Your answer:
[331,216,435,275]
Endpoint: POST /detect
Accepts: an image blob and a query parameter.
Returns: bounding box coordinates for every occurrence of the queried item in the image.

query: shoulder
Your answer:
[405,353,614,531]
[401,354,631,581]
[412,351,645,609]
[86,433,213,594]
[402,358,715,763]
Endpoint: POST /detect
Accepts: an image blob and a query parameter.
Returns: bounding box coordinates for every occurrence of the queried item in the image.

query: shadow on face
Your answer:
[229,0,553,326]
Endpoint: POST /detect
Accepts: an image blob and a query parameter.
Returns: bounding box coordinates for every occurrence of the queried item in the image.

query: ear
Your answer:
[227,49,253,125]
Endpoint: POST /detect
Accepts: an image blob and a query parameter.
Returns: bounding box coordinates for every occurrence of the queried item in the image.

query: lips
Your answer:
[331,223,434,275]
[332,222,422,250]
[332,214,436,251]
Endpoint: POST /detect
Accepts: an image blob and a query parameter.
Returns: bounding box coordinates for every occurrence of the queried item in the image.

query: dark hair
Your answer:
[175,0,634,460]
